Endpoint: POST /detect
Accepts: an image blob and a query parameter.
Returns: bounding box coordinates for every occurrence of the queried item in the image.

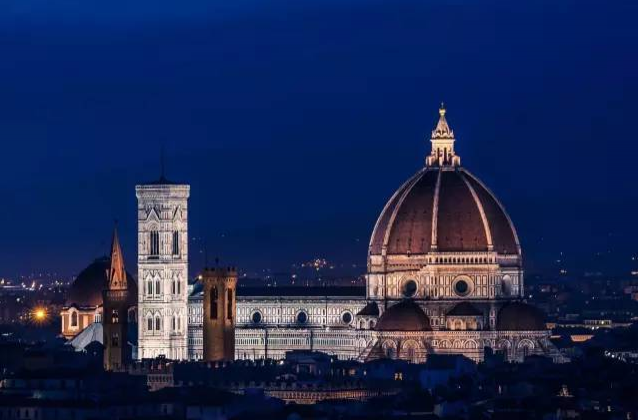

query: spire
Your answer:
[108,223,128,290]
[425,103,461,167]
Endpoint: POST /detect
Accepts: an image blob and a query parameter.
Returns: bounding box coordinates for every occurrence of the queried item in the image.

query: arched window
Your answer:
[177,280,181,295]
[172,231,179,255]
[172,280,176,295]
[155,316,161,331]
[150,230,160,257]
[172,315,176,331]
[227,289,233,320]
[383,342,396,359]
[111,309,119,324]
[210,287,218,320]
[147,280,153,295]
[147,317,153,331]
[71,311,78,327]
[155,279,161,295]
[403,341,418,363]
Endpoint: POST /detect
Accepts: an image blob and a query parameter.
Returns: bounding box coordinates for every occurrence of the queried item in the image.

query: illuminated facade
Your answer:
[62,106,560,364]
[186,106,561,363]
[136,178,190,360]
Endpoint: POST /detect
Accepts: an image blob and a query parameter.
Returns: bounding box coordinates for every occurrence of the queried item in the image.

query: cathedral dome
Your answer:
[496,302,545,331]
[375,300,432,331]
[369,106,519,257]
[66,257,137,308]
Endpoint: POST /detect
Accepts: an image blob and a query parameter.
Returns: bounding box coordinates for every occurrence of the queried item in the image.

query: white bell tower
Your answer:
[136,176,190,360]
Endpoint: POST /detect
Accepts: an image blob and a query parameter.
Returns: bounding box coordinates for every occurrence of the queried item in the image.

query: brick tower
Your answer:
[103,226,130,371]
[202,267,237,361]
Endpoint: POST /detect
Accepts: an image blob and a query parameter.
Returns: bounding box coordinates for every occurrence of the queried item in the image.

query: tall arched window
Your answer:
[172,231,179,255]
[150,230,160,257]
[172,315,176,331]
[71,311,78,327]
[210,287,218,320]
[155,316,161,331]
[172,280,176,295]
[155,279,161,295]
[147,317,153,331]
[227,289,233,320]
[147,280,153,295]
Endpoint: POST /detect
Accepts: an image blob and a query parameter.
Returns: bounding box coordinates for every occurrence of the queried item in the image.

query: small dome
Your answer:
[66,257,137,307]
[496,302,545,331]
[375,300,432,331]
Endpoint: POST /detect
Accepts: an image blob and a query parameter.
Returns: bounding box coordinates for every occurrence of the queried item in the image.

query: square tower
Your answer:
[136,180,190,360]
[201,267,237,362]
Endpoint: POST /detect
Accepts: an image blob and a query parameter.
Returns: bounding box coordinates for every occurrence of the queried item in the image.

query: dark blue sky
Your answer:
[1,0,637,280]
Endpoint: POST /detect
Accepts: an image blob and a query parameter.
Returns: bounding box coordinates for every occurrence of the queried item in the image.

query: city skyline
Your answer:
[1,2,638,418]
[2,0,637,279]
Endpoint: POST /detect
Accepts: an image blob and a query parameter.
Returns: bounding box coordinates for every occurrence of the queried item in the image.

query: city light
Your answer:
[31,307,48,325]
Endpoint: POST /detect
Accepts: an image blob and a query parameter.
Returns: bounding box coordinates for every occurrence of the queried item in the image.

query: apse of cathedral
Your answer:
[62,105,561,364]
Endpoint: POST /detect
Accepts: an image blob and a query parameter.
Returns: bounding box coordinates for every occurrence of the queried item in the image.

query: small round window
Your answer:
[454,279,470,296]
[251,311,262,324]
[402,280,418,298]
[341,312,353,324]
[296,311,308,324]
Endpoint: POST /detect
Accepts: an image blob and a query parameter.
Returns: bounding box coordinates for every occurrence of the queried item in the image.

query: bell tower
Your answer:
[136,177,190,360]
[103,226,130,371]
[201,267,237,362]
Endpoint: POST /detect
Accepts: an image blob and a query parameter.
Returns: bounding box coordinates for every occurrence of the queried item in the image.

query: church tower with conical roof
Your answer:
[103,226,130,371]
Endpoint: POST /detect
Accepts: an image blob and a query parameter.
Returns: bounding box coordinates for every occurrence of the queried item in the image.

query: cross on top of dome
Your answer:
[425,104,461,167]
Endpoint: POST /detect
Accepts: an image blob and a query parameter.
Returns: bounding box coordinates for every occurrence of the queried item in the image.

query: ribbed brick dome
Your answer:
[369,168,519,256]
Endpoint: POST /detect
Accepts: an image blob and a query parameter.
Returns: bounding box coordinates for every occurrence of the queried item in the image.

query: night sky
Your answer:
[1,0,637,280]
